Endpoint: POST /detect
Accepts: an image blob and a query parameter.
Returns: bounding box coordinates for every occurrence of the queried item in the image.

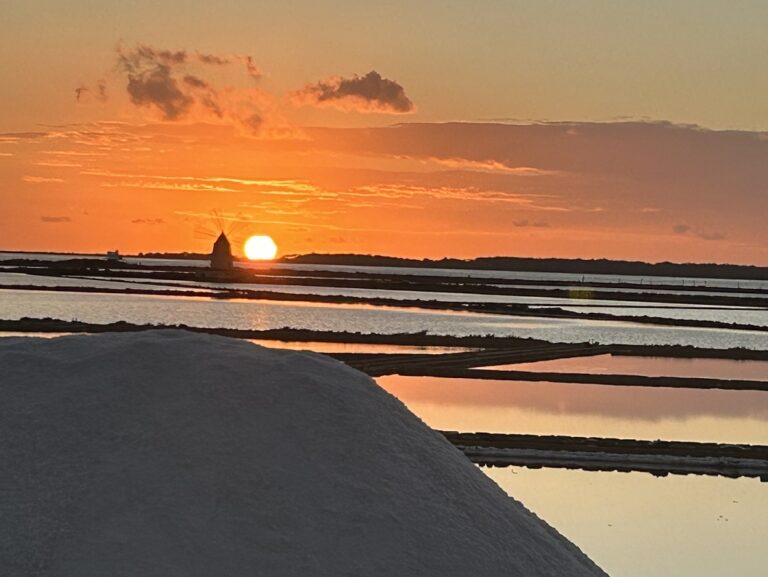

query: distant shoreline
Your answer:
[2,249,768,281]
[280,253,768,282]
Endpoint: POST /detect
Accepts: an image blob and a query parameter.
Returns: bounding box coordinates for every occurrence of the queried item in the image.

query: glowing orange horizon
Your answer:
[2,121,767,265]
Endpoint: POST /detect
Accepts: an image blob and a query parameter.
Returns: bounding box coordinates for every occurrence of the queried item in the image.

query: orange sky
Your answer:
[3,118,768,264]
[2,4,768,264]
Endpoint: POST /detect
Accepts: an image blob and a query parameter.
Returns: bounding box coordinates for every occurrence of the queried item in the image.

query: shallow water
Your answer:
[0,272,214,293]
[381,369,768,576]
[3,288,768,349]
[485,467,768,577]
[491,282,768,299]
[484,354,768,380]
[246,340,473,355]
[5,266,768,330]
[118,277,768,327]
[378,375,768,444]
[557,303,768,327]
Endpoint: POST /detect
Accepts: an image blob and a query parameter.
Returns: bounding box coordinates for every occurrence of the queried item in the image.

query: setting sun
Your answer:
[244,235,278,260]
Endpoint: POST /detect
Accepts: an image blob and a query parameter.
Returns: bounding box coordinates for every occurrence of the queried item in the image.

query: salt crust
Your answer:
[0,330,607,576]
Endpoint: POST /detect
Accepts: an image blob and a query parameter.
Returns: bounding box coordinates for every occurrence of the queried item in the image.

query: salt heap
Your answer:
[0,331,607,576]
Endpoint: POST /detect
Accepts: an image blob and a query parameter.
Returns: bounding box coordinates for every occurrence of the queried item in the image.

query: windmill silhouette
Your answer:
[210,232,233,270]
[194,211,248,270]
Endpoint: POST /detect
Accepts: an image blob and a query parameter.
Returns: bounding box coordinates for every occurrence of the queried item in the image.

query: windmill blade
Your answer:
[194,223,218,239]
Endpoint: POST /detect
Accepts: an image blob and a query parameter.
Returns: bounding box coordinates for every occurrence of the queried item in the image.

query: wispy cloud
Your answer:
[23,176,64,183]
[75,80,108,103]
[351,183,562,209]
[513,220,550,228]
[82,169,319,193]
[0,132,47,143]
[673,223,727,241]
[697,230,727,241]
[427,157,560,176]
[40,215,71,223]
[33,160,82,168]
[175,210,514,237]
[101,180,239,193]
[42,150,108,157]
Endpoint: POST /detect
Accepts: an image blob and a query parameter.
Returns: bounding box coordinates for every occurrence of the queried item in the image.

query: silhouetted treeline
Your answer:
[136,252,210,259]
[280,253,768,281]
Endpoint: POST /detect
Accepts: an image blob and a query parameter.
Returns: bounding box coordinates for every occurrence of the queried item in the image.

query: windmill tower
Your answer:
[210,232,234,270]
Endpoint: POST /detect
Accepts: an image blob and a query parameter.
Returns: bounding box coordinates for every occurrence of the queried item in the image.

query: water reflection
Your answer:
[0,272,211,293]
[485,467,768,577]
[485,354,768,380]
[0,332,468,356]
[378,375,768,443]
[0,331,72,339]
[29,271,768,327]
[3,288,768,349]
[246,340,472,355]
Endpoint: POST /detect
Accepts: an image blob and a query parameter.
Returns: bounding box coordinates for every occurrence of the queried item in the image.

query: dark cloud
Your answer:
[118,46,193,120]
[242,113,263,132]
[672,223,691,235]
[75,80,107,103]
[195,52,260,79]
[132,45,187,66]
[196,52,229,66]
[182,75,209,89]
[181,75,223,117]
[292,71,414,114]
[114,44,261,123]
[127,66,192,120]
[40,215,71,223]
[242,55,260,81]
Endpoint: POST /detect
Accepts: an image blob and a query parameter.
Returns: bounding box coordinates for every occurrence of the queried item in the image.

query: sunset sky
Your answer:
[2,1,768,264]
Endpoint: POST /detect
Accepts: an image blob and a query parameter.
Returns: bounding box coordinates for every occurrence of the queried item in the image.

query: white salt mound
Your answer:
[0,331,607,576]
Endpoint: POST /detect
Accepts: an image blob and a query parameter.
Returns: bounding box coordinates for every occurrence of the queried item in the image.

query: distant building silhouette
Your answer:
[210,232,234,270]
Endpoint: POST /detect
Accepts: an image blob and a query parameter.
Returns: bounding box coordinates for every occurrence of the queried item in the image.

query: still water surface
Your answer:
[488,468,767,577]
[3,289,768,349]
[379,372,768,577]
[485,354,768,380]
[377,375,768,444]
